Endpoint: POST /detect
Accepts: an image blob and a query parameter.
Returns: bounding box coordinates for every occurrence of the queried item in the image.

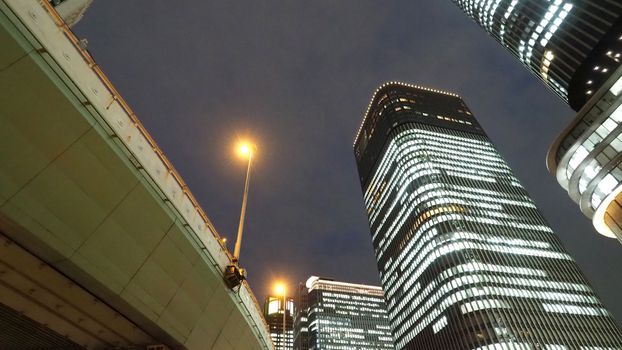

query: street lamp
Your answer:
[274,282,288,350]
[233,141,255,261]
[224,140,256,289]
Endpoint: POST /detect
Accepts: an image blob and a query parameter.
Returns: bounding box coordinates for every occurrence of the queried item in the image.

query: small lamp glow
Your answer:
[239,143,250,155]
[274,282,286,296]
[237,141,254,158]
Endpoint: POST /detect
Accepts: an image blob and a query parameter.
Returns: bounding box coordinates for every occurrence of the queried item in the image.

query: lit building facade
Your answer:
[264,295,295,350]
[450,0,622,243]
[451,0,622,111]
[548,66,622,243]
[296,276,394,350]
[353,82,622,350]
[294,283,311,350]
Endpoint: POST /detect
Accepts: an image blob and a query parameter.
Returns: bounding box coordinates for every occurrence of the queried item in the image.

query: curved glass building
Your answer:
[450,0,622,243]
[353,82,622,350]
[451,0,622,111]
[548,60,622,242]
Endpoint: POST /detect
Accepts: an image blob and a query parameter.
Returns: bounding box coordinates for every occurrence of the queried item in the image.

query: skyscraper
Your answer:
[293,283,310,350]
[450,0,622,111]
[548,69,622,243]
[353,82,622,350]
[449,1,622,242]
[295,276,394,350]
[264,295,295,350]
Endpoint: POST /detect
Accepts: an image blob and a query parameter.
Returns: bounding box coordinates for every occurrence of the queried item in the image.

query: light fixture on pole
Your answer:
[274,282,288,350]
[224,141,256,289]
[233,141,254,261]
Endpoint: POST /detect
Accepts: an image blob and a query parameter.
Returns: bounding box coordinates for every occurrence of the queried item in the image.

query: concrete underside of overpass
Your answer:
[0,232,154,349]
[0,1,273,349]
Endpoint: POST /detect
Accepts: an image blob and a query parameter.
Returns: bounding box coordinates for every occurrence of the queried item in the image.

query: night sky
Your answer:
[74,1,622,320]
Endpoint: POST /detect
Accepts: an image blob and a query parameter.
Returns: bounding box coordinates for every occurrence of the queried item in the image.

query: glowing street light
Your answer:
[233,140,255,262]
[224,140,256,289]
[238,142,251,157]
[273,282,286,297]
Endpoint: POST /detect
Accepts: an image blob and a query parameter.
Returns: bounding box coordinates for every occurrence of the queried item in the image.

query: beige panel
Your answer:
[0,203,76,259]
[150,230,196,287]
[159,286,203,339]
[0,54,92,201]
[185,326,211,350]
[166,224,201,271]
[211,334,233,350]
[0,8,30,70]
[155,247,220,343]
[197,287,236,348]
[75,185,174,292]
[177,256,218,313]
[120,231,196,319]
[220,307,247,349]
[5,129,140,256]
[235,327,260,350]
[123,253,179,317]
[117,281,159,324]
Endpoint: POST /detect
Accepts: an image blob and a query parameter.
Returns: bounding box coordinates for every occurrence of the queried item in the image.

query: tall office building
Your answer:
[353,82,622,349]
[264,295,295,350]
[294,283,310,350]
[450,0,622,111]
[450,1,622,242]
[295,276,394,350]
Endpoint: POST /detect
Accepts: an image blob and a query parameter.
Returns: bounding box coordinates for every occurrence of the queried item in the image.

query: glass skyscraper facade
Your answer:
[294,283,311,350]
[295,276,394,350]
[548,68,622,243]
[449,0,622,243]
[353,82,622,350]
[264,295,295,350]
[450,0,622,111]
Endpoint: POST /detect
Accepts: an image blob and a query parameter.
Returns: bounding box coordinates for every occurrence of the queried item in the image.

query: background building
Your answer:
[295,276,394,350]
[353,82,622,349]
[50,0,94,27]
[450,0,622,243]
[294,283,310,350]
[264,296,295,350]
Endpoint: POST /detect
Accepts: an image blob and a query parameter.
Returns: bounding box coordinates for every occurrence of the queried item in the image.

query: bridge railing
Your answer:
[39,0,227,259]
[33,0,272,343]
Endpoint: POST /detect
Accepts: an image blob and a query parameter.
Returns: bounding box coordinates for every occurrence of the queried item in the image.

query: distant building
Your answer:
[295,276,394,350]
[293,283,310,350]
[50,0,94,27]
[353,82,622,349]
[450,0,622,243]
[264,295,295,350]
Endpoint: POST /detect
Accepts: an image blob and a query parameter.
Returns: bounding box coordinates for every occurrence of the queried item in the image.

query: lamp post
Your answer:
[233,142,255,262]
[224,141,255,289]
[274,283,288,350]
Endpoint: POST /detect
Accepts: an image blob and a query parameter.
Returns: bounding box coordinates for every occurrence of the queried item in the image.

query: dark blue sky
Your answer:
[75,1,622,320]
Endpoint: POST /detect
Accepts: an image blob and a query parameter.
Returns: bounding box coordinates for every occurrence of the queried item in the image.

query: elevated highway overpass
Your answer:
[0,1,273,349]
